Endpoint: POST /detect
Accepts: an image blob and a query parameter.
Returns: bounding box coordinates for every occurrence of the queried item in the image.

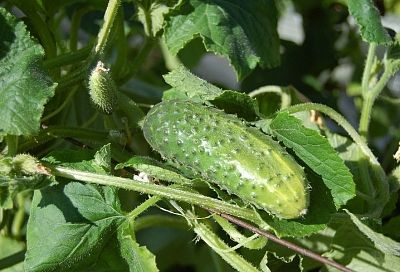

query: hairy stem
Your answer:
[95,0,121,56]
[361,43,377,92]
[359,69,392,137]
[127,196,161,220]
[192,217,259,272]
[49,166,261,224]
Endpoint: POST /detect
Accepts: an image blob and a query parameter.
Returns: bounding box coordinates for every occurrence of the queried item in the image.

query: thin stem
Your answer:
[42,45,92,69]
[81,112,99,128]
[215,212,353,272]
[248,85,292,110]
[95,0,121,56]
[379,95,400,104]
[56,66,87,90]
[283,103,379,166]
[42,86,79,122]
[119,38,156,82]
[0,250,26,270]
[10,0,56,58]
[143,4,154,38]
[11,193,25,239]
[134,214,188,232]
[127,196,161,220]
[192,217,259,272]
[5,136,18,156]
[70,6,95,51]
[112,11,128,78]
[359,69,392,137]
[361,43,377,92]
[49,166,261,224]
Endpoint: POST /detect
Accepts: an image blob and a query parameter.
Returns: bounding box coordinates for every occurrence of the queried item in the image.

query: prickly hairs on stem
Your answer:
[88,61,118,115]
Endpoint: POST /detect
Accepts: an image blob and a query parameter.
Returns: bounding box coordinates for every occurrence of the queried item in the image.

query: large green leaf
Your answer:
[24,146,125,271]
[270,112,355,208]
[163,0,280,79]
[0,8,56,136]
[24,182,125,272]
[348,0,392,44]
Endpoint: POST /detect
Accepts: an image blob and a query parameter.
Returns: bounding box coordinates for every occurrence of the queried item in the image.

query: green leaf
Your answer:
[0,8,56,136]
[87,234,130,271]
[94,143,112,173]
[210,91,259,121]
[137,0,182,37]
[163,66,259,119]
[386,33,400,76]
[25,147,125,271]
[118,221,158,272]
[163,65,223,101]
[383,216,400,241]
[24,182,125,272]
[115,156,193,185]
[163,0,280,79]
[345,210,400,256]
[389,165,400,193]
[327,216,400,272]
[327,133,390,217]
[270,112,355,208]
[347,0,392,44]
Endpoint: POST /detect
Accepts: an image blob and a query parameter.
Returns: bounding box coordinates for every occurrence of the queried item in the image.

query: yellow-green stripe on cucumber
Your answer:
[143,100,309,219]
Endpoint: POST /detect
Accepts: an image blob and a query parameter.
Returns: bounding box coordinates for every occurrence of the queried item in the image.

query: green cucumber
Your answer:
[88,61,117,115]
[142,100,309,219]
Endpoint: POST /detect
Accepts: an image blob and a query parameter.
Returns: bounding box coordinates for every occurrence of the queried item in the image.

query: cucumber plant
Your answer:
[1,1,400,272]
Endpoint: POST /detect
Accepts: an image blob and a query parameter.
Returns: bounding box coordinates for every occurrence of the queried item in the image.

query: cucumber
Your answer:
[142,100,309,219]
[88,61,117,115]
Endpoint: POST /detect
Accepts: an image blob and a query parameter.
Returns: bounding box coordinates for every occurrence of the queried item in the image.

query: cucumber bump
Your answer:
[142,100,309,219]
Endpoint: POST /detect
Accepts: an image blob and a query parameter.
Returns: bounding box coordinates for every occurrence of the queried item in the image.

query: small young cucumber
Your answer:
[88,61,117,115]
[143,100,309,219]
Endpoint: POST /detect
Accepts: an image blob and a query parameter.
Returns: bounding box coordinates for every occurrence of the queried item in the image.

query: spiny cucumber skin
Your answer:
[88,61,117,115]
[143,100,309,219]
